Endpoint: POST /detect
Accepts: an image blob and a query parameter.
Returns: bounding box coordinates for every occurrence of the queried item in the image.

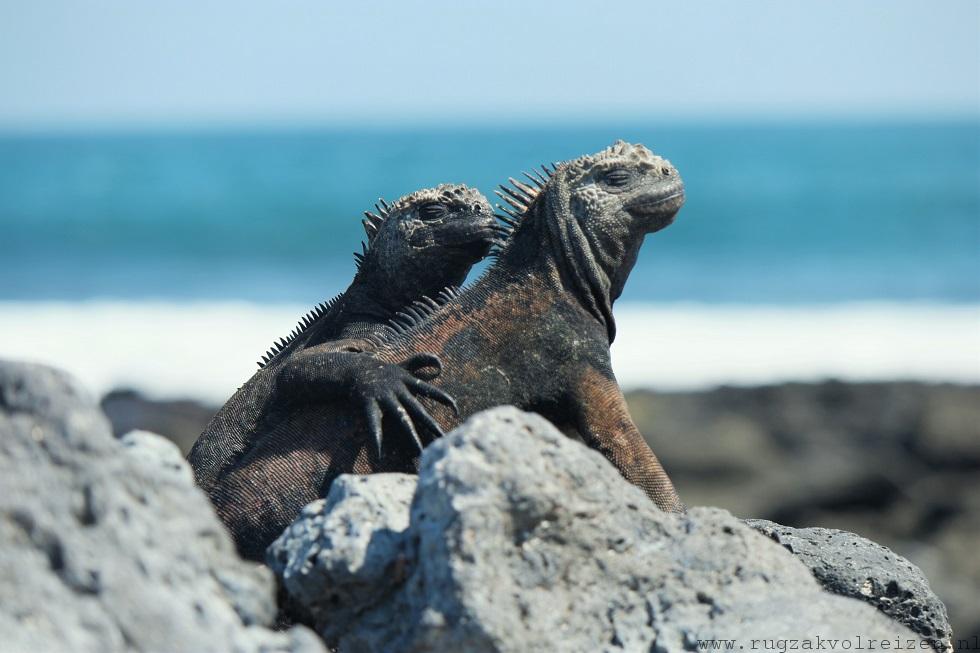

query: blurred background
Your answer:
[0,1,977,645]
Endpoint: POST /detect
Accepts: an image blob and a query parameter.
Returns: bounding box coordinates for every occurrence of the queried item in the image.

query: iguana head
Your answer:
[560,140,684,236]
[356,184,498,309]
[499,141,684,341]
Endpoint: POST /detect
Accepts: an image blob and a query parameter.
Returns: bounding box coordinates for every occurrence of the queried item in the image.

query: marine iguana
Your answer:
[208,141,686,560]
[188,184,501,494]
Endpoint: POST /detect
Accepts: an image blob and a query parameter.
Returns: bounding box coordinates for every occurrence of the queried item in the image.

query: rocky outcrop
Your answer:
[629,382,978,643]
[269,407,930,653]
[749,520,952,653]
[269,473,418,638]
[0,360,323,653]
[98,382,980,644]
[2,359,953,652]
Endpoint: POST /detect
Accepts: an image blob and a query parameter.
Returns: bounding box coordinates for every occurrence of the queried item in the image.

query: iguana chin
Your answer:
[188,184,501,495]
[208,141,687,561]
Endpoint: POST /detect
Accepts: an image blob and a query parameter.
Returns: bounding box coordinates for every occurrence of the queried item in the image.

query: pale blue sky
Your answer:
[0,0,977,129]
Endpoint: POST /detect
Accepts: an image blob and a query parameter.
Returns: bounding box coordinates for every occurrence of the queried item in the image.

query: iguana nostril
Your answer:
[661,166,671,176]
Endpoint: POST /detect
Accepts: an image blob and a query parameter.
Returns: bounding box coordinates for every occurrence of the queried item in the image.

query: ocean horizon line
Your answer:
[0,113,977,138]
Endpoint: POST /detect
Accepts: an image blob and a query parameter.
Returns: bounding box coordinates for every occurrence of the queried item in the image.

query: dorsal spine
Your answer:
[256,295,341,368]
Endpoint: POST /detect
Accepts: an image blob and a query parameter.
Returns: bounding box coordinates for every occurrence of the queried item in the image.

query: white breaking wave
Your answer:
[0,300,977,403]
[611,303,980,390]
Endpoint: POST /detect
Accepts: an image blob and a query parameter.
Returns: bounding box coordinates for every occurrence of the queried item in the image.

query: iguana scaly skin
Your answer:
[188,184,500,499]
[209,141,686,561]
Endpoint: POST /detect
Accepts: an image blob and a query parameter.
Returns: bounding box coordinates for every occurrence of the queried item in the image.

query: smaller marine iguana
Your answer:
[208,141,687,561]
[188,184,500,494]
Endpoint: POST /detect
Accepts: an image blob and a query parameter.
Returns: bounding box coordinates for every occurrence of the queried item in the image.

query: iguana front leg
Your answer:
[274,343,457,456]
[572,365,685,513]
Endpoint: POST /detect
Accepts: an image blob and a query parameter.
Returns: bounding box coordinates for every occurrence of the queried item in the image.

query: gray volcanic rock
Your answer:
[0,360,323,653]
[273,406,927,653]
[268,473,418,638]
[101,388,217,455]
[749,519,952,653]
[100,382,977,644]
[119,428,196,483]
[627,383,979,643]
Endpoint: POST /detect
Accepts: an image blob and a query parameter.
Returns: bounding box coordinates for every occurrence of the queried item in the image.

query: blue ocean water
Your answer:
[1,122,977,304]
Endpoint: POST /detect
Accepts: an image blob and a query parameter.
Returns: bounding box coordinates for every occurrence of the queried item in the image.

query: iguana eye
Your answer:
[602,168,633,187]
[418,202,449,220]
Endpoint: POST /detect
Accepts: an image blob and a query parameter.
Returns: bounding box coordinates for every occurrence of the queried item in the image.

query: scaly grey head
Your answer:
[561,140,684,237]
[497,141,685,341]
[357,184,498,308]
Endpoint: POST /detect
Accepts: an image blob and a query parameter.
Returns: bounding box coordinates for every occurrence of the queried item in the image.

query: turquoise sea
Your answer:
[2,121,977,304]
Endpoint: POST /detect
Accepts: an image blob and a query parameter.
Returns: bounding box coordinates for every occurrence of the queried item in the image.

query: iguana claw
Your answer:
[353,353,458,459]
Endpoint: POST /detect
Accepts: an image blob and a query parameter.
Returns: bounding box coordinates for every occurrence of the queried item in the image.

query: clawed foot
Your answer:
[350,353,459,458]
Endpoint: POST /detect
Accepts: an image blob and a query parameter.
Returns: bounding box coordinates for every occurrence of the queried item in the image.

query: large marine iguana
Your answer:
[188,184,500,494]
[208,141,686,561]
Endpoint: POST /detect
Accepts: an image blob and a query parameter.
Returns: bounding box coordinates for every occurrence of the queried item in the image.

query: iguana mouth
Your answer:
[438,222,500,254]
[452,236,495,259]
[626,187,686,216]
